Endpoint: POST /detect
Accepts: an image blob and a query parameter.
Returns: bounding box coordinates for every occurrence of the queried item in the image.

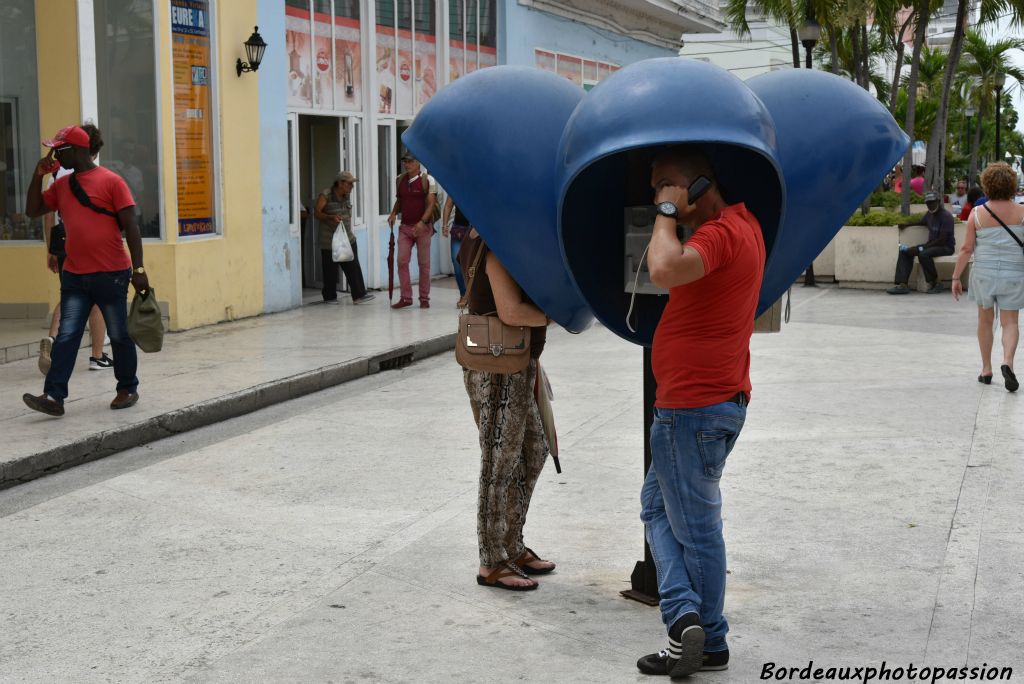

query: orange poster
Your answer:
[172,0,216,236]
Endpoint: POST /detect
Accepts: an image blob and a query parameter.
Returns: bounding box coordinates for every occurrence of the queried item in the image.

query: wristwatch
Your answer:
[133,266,146,274]
[656,201,678,219]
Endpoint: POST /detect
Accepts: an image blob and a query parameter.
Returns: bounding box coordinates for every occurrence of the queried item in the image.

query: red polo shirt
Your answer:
[42,166,134,274]
[652,203,765,408]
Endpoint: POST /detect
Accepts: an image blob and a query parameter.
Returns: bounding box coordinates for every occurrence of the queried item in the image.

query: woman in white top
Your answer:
[952,162,1024,392]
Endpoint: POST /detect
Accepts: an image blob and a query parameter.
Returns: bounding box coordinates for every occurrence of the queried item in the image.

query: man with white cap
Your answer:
[21,125,148,416]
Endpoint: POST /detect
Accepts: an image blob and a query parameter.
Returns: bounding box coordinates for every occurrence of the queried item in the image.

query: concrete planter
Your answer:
[812,235,837,279]
[835,224,898,288]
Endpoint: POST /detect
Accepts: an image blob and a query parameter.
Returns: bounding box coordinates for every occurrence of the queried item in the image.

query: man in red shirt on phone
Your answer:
[21,125,149,417]
[636,146,765,678]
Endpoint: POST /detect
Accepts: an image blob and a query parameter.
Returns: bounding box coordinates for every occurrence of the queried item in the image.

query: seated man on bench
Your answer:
[887,191,955,295]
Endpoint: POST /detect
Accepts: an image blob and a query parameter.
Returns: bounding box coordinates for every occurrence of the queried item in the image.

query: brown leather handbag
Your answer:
[455,242,531,374]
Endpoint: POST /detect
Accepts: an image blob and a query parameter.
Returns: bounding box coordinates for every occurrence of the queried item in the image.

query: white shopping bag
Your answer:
[331,225,354,262]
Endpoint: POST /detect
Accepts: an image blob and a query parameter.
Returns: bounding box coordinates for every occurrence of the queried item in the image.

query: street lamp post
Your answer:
[798,18,821,70]
[799,16,821,287]
[995,73,1006,163]
[966,106,975,184]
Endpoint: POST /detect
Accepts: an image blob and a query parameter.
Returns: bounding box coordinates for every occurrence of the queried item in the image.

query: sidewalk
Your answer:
[1,286,1021,682]
[1,283,461,488]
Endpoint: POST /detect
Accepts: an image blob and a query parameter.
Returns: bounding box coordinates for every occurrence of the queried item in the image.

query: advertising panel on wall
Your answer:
[171,0,216,237]
[313,8,334,109]
[376,27,396,113]
[415,34,437,110]
[334,15,362,110]
[286,2,313,107]
[396,29,414,115]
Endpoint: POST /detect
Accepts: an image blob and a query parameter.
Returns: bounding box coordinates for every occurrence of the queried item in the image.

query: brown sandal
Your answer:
[514,547,556,576]
[476,561,538,591]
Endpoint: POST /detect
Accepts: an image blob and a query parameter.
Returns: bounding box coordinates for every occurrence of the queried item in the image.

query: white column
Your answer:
[76,0,99,124]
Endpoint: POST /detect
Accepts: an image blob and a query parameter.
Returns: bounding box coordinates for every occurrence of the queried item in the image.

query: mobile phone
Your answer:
[687,176,711,205]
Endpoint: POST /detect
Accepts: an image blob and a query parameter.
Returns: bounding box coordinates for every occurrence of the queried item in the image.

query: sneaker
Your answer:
[664,612,705,678]
[38,337,53,375]
[110,390,139,410]
[391,299,413,309]
[637,648,730,675]
[89,353,113,370]
[353,293,376,304]
[323,299,341,305]
[925,281,944,294]
[886,284,910,295]
[22,393,64,417]
[420,301,430,309]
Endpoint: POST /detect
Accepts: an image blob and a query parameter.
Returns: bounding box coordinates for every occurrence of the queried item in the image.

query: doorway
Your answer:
[296,114,352,294]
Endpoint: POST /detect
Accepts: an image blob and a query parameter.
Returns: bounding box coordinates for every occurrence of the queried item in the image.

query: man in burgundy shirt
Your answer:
[636,146,765,678]
[387,152,438,308]
[21,126,149,417]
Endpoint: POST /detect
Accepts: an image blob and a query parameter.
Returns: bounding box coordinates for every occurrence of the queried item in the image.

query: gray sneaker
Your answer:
[886,284,910,295]
[354,293,376,304]
[926,282,944,294]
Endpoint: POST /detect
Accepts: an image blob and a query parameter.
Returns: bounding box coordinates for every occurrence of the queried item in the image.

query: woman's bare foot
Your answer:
[515,547,556,574]
[478,564,537,589]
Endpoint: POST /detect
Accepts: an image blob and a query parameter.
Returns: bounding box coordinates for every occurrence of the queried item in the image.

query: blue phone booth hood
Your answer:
[405,59,909,345]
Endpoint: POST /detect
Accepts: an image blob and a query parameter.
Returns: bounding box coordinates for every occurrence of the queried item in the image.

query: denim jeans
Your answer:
[450,237,466,296]
[45,269,138,402]
[641,402,746,653]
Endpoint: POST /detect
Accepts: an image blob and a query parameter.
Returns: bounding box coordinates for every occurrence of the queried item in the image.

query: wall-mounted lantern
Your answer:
[236,26,267,77]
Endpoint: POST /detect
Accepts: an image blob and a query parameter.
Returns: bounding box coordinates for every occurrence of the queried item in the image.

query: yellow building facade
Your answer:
[1,0,266,332]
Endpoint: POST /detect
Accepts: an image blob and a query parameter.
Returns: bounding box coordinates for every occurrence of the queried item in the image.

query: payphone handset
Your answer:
[624,176,709,332]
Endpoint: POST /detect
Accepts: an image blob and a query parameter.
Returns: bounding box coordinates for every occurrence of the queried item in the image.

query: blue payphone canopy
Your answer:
[557,59,909,347]
[405,59,909,348]
[558,58,785,346]
[402,67,594,333]
[747,68,911,314]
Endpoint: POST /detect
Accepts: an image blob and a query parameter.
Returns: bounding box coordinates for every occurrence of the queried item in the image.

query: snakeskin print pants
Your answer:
[464,360,549,568]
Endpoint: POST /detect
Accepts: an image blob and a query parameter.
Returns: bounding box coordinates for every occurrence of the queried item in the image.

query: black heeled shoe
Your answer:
[1001,365,1019,393]
[978,374,993,385]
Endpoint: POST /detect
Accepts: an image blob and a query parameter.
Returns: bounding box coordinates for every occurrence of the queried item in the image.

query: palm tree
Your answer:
[960,30,1024,182]
[899,0,931,214]
[723,0,802,68]
[924,0,1024,197]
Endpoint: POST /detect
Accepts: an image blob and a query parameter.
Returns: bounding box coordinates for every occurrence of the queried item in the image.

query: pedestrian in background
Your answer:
[636,146,764,678]
[39,123,111,375]
[458,228,555,591]
[442,195,470,296]
[315,171,375,305]
[960,186,984,221]
[21,125,148,417]
[387,152,438,309]
[951,162,1024,392]
[886,191,956,295]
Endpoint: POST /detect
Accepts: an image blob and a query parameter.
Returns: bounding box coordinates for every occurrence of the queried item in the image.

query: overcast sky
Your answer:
[982,16,1024,135]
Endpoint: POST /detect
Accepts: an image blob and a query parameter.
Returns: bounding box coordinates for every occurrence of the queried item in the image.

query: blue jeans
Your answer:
[641,402,746,653]
[450,237,466,296]
[45,269,138,402]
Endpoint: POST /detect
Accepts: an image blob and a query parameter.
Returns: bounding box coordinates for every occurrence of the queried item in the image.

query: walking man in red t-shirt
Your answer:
[387,152,438,308]
[636,146,765,678]
[21,125,149,417]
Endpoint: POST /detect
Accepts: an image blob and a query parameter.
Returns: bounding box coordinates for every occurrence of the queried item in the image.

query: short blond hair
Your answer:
[980,162,1017,201]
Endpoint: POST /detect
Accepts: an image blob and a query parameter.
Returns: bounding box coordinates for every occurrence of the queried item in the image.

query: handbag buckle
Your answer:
[489,343,504,357]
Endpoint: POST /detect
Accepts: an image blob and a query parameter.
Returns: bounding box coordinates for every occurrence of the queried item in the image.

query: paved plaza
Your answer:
[1,286,1022,683]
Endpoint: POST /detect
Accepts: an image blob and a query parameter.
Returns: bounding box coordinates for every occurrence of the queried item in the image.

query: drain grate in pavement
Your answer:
[376,352,413,371]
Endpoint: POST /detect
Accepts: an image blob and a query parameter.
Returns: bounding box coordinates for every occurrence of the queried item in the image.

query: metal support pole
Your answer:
[621,346,661,606]
[996,88,1003,163]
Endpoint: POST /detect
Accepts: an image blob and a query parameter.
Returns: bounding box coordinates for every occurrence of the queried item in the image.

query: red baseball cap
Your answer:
[42,126,90,149]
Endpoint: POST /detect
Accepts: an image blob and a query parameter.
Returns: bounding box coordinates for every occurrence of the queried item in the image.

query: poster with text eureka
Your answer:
[172,0,216,237]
